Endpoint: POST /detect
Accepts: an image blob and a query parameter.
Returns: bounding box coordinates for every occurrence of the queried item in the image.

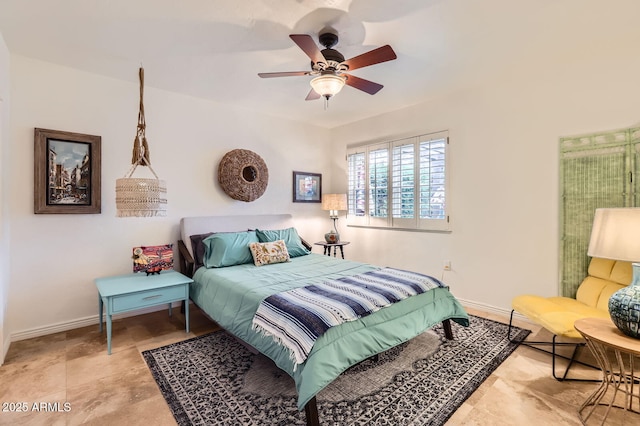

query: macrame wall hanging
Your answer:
[116,67,167,217]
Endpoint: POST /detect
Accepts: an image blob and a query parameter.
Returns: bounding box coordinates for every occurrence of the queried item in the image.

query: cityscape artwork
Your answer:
[34,128,101,214]
[47,139,91,206]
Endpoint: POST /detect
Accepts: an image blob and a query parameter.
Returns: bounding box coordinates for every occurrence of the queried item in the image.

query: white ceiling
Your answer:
[0,0,637,128]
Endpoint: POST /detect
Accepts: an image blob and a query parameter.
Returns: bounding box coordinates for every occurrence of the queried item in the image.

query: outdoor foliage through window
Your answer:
[347,131,449,231]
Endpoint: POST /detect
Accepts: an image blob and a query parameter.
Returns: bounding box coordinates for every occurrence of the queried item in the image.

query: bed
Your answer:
[178,214,469,425]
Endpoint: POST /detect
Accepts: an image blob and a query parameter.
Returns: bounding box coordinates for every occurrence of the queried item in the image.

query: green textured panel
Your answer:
[631,128,640,206]
[559,129,632,297]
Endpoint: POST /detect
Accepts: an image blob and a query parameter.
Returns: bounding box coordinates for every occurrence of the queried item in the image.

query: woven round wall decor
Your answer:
[218,149,269,202]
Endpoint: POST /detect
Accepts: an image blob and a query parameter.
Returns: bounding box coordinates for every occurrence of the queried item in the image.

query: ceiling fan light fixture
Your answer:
[259,33,396,101]
[310,74,346,99]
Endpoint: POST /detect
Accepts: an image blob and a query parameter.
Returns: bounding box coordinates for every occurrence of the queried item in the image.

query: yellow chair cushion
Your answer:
[610,260,632,285]
[588,257,615,280]
[512,258,631,339]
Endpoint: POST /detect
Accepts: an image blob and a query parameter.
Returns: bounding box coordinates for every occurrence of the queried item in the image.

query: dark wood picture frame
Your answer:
[292,171,322,203]
[34,128,102,214]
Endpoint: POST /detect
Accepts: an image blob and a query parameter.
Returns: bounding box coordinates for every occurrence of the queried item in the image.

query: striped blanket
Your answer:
[251,267,445,369]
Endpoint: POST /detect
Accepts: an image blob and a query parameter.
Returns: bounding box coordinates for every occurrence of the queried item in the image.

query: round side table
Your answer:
[314,241,350,259]
[574,317,640,425]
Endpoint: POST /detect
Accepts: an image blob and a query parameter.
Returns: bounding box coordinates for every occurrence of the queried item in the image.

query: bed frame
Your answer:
[177,214,454,426]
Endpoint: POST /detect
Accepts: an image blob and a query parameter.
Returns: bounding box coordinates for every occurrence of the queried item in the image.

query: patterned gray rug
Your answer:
[143,315,529,425]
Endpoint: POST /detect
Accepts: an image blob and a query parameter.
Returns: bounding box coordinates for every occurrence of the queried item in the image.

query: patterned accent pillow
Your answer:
[249,240,290,267]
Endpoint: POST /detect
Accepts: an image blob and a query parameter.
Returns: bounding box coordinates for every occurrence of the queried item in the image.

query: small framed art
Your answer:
[292,171,321,203]
[34,128,101,214]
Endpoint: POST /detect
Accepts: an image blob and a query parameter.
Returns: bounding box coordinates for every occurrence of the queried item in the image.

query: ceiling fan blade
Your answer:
[341,45,397,71]
[344,74,384,95]
[258,71,310,78]
[290,34,326,65]
[305,89,321,101]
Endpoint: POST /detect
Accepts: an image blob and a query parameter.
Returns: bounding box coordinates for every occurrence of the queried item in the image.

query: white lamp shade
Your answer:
[310,74,346,98]
[587,208,640,261]
[322,194,347,211]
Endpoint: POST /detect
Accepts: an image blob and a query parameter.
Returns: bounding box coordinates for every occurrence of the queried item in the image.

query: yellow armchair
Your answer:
[509,257,631,380]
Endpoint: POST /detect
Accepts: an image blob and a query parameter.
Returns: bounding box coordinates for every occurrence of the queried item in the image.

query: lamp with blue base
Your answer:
[588,208,640,339]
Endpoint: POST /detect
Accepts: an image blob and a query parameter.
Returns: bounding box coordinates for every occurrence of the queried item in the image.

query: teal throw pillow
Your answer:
[203,231,259,268]
[255,227,310,258]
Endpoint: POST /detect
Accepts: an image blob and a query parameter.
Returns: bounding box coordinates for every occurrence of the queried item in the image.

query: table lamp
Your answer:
[321,194,347,243]
[587,207,640,338]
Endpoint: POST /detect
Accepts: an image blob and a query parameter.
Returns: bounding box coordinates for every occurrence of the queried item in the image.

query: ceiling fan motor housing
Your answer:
[318,32,345,67]
[320,49,345,64]
[319,32,339,49]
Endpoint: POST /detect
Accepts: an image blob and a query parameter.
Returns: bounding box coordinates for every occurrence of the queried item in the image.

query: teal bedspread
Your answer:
[191,253,469,410]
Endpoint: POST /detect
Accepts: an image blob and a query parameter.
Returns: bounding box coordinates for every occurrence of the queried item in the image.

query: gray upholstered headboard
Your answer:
[179,214,296,259]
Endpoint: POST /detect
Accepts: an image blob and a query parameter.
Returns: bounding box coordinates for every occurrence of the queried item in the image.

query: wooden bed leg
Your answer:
[304,397,320,426]
[442,319,453,340]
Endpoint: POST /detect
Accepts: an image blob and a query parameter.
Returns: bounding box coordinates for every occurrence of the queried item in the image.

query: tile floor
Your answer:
[0,305,638,425]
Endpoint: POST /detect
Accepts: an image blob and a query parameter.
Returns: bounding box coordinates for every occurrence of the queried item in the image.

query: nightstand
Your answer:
[314,241,350,259]
[95,270,193,354]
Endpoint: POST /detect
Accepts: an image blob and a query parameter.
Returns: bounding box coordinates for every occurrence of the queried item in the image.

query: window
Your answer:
[347,131,450,231]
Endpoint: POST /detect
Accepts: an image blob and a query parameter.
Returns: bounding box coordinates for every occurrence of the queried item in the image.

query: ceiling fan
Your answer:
[258,31,397,102]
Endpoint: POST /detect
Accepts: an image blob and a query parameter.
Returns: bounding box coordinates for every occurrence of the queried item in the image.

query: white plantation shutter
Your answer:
[346,131,450,231]
[347,151,366,223]
[392,139,417,228]
[418,133,448,230]
[368,144,389,227]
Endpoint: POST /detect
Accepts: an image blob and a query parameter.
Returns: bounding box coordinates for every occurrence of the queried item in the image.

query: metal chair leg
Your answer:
[508,310,600,382]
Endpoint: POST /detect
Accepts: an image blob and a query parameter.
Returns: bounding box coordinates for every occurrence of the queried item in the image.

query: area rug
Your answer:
[143,315,530,425]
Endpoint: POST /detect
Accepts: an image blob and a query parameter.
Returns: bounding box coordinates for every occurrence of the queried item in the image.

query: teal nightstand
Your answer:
[95,270,193,354]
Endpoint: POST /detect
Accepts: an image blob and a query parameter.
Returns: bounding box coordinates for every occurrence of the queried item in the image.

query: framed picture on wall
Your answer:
[292,171,322,203]
[34,128,101,214]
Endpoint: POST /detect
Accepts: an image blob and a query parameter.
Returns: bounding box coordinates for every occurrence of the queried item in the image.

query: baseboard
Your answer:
[1,333,9,365]
[10,303,186,343]
[10,299,532,343]
[457,298,534,326]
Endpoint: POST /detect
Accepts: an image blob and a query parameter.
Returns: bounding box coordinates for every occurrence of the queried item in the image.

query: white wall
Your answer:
[7,55,332,338]
[7,3,640,341]
[0,33,10,364]
[331,26,640,313]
